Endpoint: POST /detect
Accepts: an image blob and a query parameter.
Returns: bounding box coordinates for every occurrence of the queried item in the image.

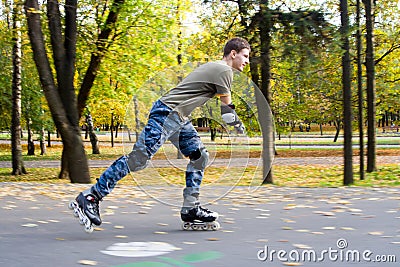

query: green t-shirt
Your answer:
[160,61,233,117]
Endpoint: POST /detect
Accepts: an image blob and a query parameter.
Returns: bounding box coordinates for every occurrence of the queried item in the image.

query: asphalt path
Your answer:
[0,183,399,267]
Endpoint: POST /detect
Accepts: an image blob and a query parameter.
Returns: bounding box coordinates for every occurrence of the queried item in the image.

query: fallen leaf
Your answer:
[295,229,310,233]
[341,227,355,231]
[154,231,168,235]
[293,244,312,249]
[21,223,38,228]
[311,232,324,235]
[368,231,384,236]
[78,260,97,266]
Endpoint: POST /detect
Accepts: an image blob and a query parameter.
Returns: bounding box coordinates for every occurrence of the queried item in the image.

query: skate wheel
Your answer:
[73,209,79,217]
[211,221,220,231]
[85,225,94,233]
[201,224,208,231]
[182,222,191,231]
[68,201,75,210]
[192,224,199,230]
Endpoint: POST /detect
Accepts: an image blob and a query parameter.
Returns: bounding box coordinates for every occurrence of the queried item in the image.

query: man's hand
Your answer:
[221,103,245,134]
[234,123,245,134]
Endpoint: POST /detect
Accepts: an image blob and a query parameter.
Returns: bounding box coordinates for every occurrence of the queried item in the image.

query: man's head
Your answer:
[223,37,251,72]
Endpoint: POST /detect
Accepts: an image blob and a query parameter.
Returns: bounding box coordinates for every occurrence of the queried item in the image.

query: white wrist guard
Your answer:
[221,103,245,134]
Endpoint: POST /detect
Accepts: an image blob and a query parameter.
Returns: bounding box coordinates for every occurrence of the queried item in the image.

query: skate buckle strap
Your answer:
[85,194,100,213]
[197,206,212,216]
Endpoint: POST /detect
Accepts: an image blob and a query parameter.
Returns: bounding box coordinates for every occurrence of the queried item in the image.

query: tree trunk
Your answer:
[340,0,353,185]
[260,0,274,184]
[11,2,27,175]
[364,0,377,172]
[27,118,35,155]
[86,113,100,154]
[134,96,139,142]
[356,0,365,180]
[47,131,51,147]
[333,120,341,142]
[111,112,114,147]
[115,122,120,138]
[40,127,46,155]
[25,0,90,183]
[59,150,69,179]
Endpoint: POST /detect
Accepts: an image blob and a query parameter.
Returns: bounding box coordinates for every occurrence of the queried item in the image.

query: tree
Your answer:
[24,0,129,182]
[11,1,26,175]
[0,2,13,131]
[77,0,125,117]
[25,0,90,183]
[356,0,364,180]
[258,0,274,184]
[59,0,125,175]
[340,0,353,185]
[363,0,377,172]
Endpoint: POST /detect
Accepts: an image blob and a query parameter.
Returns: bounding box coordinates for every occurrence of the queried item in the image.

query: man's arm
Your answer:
[219,95,232,106]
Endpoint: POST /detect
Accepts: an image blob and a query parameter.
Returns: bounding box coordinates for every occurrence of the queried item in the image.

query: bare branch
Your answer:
[374,43,400,65]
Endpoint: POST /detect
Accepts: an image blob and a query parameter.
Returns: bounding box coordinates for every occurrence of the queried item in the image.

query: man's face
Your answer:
[230,48,250,72]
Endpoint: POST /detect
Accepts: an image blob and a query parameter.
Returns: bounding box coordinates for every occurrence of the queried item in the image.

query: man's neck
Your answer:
[221,57,232,68]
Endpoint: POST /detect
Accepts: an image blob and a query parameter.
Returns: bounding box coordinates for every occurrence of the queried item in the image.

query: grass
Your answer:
[275,137,400,146]
[0,164,399,188]
[0,141,399,187]
[1,142,399,162]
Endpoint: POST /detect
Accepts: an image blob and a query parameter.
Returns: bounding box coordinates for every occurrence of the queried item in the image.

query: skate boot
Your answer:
[68,188,102,233]
[181,206,220,231]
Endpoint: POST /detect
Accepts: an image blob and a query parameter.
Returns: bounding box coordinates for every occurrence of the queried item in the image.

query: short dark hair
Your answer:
[223,37,251,57]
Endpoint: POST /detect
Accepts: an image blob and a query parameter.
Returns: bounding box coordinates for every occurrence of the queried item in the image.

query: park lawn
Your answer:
[1,143,400,161]
[0,164,399,187]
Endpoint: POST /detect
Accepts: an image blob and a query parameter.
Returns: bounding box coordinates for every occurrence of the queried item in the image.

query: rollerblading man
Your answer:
[69,37,250,232]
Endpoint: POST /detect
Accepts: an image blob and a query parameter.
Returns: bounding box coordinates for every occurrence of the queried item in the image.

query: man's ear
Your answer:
[230,50,237,58]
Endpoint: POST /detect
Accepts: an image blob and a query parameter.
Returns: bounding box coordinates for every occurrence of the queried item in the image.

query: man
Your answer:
[71,37,250,231]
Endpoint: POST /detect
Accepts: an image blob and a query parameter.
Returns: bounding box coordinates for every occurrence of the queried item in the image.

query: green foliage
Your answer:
[80,0,191,128]
[0,0,399,140]
[0,19,13,130]
[0,5,54,133]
